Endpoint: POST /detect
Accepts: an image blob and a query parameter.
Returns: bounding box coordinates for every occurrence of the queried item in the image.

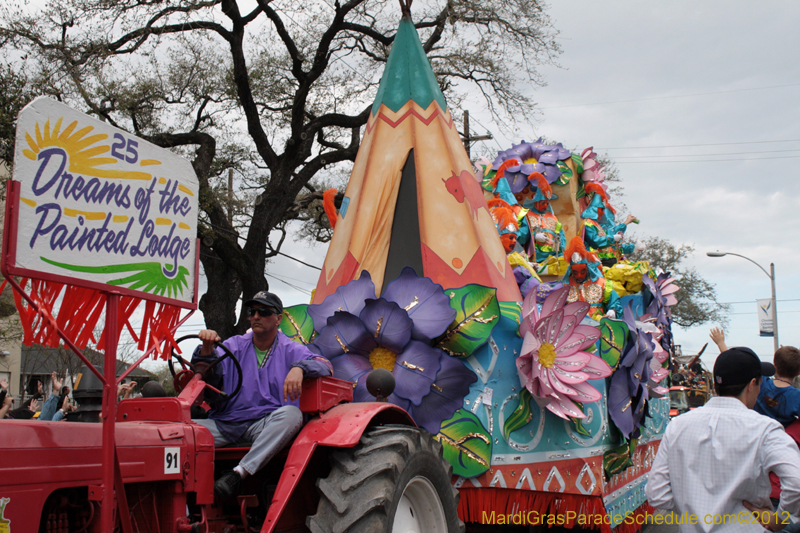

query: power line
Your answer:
[617,155,800,163]
[720,299,800,305]
[276,251,322,271]
[267,273,313,295]
[611,149,800,159]
[596,139,800,150]
[540,83,800,110]
[729,311,800,315]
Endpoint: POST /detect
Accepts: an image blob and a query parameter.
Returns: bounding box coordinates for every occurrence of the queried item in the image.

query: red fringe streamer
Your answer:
[457,488,652,533]
[11,278,183,359]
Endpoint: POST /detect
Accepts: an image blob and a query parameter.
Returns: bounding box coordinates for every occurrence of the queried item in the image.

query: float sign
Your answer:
[8,97,198,307]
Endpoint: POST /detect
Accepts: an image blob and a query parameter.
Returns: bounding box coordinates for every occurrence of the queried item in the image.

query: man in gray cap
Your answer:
[646,347,800,532]
[192,291,332,500]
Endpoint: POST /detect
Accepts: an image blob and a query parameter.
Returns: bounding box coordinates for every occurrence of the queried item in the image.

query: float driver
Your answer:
[192,291,332,500]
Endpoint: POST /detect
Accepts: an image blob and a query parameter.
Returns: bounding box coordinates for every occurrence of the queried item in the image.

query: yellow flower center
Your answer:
[524,157,538,165]
[369,346,397,371]
[539,342,557,368]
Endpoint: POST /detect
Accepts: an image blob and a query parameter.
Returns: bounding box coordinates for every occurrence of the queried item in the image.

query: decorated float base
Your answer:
[437,310,669,531]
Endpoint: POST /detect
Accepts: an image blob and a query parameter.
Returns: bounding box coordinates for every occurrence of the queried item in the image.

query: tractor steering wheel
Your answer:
[169,334,243,405]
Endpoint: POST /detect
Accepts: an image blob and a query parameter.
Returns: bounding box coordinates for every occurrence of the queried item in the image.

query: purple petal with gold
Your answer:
[382,267,455,342]
[407,356,477,433]
[313,311,377,358]
[393,340,441,404]
[359,298,413,354]
[308,271,376,333]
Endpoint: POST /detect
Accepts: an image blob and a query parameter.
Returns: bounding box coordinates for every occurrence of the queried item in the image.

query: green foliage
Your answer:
[603,437,638,477]
[437,285,500,358]
[555,160,572,185]
[498,301,521,328]
[279,304,315,344]
[436,408,492,478]
[599,317,629,370]
[502,387,533,441]
[570,153,584,174]
[570,402,592,437]
[0,66,39,165]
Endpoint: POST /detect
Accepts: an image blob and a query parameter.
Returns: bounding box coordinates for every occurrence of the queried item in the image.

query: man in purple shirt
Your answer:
[192,291,332,500]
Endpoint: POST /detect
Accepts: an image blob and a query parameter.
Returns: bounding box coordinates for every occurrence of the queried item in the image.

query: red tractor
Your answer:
[0,336,463,533]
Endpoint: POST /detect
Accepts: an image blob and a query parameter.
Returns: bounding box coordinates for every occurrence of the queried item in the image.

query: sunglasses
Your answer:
[248,307,276,318]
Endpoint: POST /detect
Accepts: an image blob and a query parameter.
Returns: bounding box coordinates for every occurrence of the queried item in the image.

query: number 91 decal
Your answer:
[164,447,180,474]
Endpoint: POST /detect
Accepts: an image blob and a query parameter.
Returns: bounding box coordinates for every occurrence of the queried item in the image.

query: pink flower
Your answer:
[581,147,607,187]
[516,286,613,419]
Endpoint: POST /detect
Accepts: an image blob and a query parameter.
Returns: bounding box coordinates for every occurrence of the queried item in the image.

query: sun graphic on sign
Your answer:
[22,117,156,181]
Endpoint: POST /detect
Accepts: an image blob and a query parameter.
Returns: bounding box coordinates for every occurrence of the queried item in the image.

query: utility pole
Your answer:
[461,110,493,160]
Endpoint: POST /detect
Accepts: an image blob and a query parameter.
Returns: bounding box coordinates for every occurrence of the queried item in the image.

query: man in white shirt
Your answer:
[646,347,800,532]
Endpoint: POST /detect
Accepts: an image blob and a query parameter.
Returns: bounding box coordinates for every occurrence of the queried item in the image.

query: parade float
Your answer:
[0,6,676,532]
[277,10,676,532]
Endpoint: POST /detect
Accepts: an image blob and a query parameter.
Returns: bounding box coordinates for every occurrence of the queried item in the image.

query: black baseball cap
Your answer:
[244,291,283,314]
[713,347,775,387]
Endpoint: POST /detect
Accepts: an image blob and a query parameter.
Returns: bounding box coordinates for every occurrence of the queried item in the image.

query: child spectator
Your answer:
[756,346,800,426]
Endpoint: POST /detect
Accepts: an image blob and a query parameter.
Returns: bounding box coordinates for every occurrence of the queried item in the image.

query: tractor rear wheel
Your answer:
[307,425,464,533]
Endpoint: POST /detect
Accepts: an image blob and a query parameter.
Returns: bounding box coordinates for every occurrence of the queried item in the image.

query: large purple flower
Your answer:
[607,304,654,439]
[308,268,476,433]
[492,138,572,193]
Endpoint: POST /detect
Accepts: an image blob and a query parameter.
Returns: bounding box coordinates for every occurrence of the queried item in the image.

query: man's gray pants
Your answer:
[193,405,303,475]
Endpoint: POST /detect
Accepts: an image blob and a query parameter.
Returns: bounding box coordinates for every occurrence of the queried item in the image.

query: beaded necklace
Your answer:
[258,339,277,369]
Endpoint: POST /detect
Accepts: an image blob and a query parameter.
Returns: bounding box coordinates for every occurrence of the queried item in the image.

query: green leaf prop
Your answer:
[599,317,629,370]
[571,153,584,174]
[498,301,521,329]
[279,304,315,344]
[436,409,492,478]
[502,388,533,441]
[437,285,500,358]
[555,160,572,185]
[576,180,587,200]
[603,437,638,477]
[569,402,591,437]
[482,170,496,192]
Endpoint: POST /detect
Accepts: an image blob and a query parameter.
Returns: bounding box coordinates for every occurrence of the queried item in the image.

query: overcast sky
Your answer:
[168,0,800,373]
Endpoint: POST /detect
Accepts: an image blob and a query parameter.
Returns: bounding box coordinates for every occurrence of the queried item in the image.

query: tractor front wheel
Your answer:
[307,425,464,533]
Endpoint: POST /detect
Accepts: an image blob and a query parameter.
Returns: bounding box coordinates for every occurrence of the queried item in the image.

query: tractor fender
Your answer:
[262,402,415,533]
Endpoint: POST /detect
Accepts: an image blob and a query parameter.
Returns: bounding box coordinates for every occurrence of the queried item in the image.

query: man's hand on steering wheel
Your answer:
[169,334,243,404]
[198,329,222,356]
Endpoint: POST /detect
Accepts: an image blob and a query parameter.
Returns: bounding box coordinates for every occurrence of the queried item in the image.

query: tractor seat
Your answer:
[209,377,353,462]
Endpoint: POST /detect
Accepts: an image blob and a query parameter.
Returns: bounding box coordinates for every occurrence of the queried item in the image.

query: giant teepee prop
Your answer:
[311,14,520,303]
